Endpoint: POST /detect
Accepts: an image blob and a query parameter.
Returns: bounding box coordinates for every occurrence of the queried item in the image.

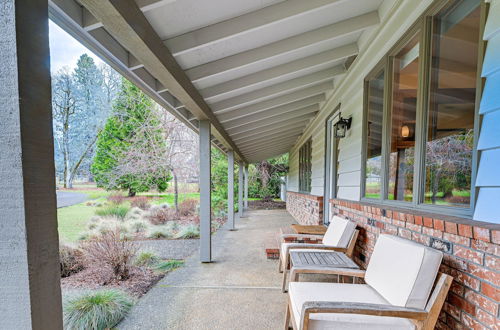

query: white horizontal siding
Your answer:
[474,0,500,224]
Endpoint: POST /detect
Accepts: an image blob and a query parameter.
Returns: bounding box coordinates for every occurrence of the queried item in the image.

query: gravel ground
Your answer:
[133,239,199,259]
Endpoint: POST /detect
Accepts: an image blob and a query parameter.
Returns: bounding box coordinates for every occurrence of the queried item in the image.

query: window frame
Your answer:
[360,0,486,218]
[299,138,312,193]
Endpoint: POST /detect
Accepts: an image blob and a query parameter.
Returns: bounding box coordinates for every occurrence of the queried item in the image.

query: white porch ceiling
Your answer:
[50,0,382,163]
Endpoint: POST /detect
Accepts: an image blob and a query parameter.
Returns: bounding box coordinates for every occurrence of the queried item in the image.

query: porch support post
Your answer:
[238,162,244,218]
[244,165,249,209]
[227,150,235,230]
[199,120,211,262]
[0,0,63,328]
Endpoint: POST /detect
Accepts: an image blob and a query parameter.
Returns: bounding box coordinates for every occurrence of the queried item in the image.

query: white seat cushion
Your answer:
[365,234,442,309]
[289,282,415,330]
[322,216,356,247]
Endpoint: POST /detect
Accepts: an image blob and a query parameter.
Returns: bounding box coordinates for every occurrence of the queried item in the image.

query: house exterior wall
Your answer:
[475,0,500,223]
[286,0,500,328]
[286,192,323,225]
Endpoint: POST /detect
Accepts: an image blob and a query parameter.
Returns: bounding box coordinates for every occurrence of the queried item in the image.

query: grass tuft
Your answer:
[175,224,200,239]
[153,259,184,272]
[95,205,129,219]
[134,250,160,267]
[63,289,134,330]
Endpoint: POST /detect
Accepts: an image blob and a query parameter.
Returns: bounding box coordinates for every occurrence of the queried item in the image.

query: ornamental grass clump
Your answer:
[153,259,184,272]
[63,289,134,330]
[60,244,85,278]
[175,224,200,239]
[134,250,160,267]
[96,205,130,220]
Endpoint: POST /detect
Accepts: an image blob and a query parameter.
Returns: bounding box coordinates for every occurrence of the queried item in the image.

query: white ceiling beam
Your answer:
[242,142,296,156]
[200,46,352,100]
[218,84,328,122]
[165,0,345,56]
[231,118,312,141]
[186,12,378,82]
[238,131,303,149]
[225,104,319,131]
[80,0,245,161]
[83,0,177,31]
[210,68,338,113]
[223,101,320,130]
[234,124,307,144]
[226,110,317,135]
[239,141,299,155]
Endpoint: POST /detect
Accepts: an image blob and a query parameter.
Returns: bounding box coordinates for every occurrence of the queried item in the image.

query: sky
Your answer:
[49,20,103,73]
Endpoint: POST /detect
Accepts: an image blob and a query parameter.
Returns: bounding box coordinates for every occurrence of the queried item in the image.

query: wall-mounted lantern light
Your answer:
[334,114,352,138]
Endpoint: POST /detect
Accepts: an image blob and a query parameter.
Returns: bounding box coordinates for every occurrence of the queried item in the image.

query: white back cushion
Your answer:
[322,216,356,247]
[365,234,443,309]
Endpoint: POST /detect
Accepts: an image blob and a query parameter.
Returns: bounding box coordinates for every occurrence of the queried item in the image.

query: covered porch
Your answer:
[119,209,290,329]
[1,0,499,329]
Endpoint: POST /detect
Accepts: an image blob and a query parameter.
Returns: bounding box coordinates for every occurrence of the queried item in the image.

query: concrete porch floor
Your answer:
[119,209,294,330]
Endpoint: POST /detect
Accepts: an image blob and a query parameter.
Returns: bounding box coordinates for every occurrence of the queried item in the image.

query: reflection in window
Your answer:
[424,0,480,207]
[365,70,385,199]
[387,33,420,201]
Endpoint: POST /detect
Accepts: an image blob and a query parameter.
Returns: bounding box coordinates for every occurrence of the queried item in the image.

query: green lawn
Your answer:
[58,201,101,243]
[57,190,200,243]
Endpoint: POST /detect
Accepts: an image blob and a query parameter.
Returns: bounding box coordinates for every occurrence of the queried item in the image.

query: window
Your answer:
[299,139,312,192]
[388,31,421,202]
[361,0,483,216]
[364,68,385,199]
[423,1,480,207]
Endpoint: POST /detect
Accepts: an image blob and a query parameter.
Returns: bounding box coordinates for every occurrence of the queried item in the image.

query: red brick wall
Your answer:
[330,198,499,330]
[286,191,323,225]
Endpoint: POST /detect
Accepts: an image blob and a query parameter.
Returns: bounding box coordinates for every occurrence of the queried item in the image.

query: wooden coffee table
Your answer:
[282,250,359,292]
[290,224,327,235]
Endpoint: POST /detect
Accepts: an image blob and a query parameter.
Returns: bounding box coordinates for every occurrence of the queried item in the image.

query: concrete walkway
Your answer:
[119,209,294,330]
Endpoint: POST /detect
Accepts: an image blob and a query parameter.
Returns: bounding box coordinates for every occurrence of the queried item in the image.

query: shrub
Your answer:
[178,199,198,216]
[81,230,137,281]
[147,207,177,225]
[146,226,174,239]
[107,194,126,205]
[63,289,134,330]
[134,250,160,267]
[60,244,84,277]
[154,259,184,272]
[129,220,149,234]
[96,205,129,219]
[176,224,200,239]
[130,196,150,210]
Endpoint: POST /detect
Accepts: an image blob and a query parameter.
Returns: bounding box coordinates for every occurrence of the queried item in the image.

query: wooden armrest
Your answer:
[281,234,324,241]
[300,301,428,327]
[291,267,365,279]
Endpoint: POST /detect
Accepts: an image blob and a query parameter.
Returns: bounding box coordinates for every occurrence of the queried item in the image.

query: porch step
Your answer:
[264,231,280,260]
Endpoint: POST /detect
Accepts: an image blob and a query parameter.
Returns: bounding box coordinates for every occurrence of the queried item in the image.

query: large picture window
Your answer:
[299,139,312,193]
[361,0,482,215]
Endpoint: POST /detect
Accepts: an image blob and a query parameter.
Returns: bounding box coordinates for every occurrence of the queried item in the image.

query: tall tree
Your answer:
[52,54,120,188]
[91,79,172,196]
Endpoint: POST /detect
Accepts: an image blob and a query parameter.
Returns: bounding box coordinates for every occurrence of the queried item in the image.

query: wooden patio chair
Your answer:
[278,216,358,274]
[284,234,452,330]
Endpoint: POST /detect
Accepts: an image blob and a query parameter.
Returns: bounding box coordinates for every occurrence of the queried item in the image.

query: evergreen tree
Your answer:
[91,79,171,196]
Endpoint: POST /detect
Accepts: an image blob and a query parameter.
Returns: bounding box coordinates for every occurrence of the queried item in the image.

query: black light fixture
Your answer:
[334,113,352,138]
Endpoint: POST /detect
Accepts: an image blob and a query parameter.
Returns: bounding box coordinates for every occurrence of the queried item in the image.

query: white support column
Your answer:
[244,165,249,209]
[238,162,244,218]
[227,150,235,230]
[0,0,63,328]
[199,120,211,262]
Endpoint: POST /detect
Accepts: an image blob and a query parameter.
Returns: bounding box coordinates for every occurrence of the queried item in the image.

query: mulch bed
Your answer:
[248,199,286,210]
[61,266,165,298]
